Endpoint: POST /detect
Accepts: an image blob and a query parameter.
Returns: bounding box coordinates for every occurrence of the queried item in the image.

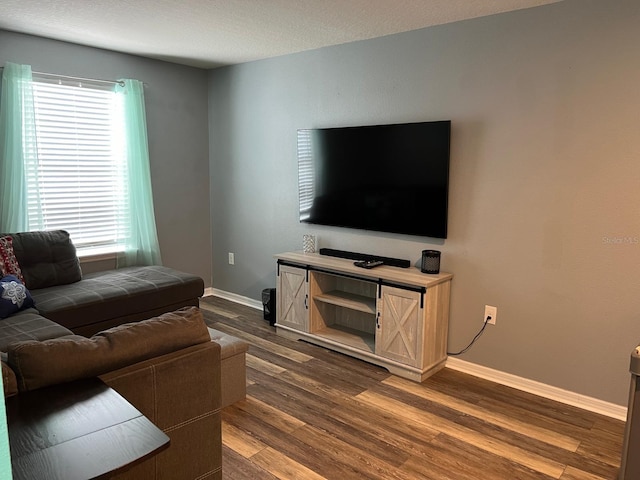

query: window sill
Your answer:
[77,247,124,263]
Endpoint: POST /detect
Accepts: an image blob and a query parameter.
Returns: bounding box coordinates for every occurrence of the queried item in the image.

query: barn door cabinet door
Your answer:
[375,285,423,367]
[276,264,309,331]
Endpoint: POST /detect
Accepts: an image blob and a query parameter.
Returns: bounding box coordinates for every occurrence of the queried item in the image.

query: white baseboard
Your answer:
[446,357,627,421]
[204,288,263,311]
[204,289,628,421]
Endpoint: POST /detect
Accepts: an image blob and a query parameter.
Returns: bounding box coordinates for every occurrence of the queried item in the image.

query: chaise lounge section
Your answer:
[7,230,205,336]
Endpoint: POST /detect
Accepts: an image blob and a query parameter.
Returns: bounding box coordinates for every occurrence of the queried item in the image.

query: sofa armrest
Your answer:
[100,341,222,479]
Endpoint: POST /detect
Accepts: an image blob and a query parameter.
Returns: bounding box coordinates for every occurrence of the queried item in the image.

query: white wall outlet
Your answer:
[228,252,235,265]
[485,305,497,325]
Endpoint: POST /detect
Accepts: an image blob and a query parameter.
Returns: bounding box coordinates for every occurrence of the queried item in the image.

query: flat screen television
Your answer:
[298,120,451,238]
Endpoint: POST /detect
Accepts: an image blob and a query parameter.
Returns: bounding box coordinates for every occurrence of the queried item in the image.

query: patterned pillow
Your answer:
[0,236,25,283]
[0,275,35,319]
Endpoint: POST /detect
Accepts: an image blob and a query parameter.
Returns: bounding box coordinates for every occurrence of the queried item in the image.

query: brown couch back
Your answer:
[7,307,210,392]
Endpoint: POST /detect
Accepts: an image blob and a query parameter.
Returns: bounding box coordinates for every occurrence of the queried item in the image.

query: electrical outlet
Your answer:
[484,305,497,325]
[228,252,235,265]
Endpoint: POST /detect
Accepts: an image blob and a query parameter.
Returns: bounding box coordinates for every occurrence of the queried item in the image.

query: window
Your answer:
[1,64,160,266]
[29,76,128,255]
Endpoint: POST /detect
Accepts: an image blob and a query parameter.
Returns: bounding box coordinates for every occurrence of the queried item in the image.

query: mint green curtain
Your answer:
[115,79,162,267]
[0,62,39,232]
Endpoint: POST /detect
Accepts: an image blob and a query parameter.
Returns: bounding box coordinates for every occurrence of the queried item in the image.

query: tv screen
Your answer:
[298,120,451,238]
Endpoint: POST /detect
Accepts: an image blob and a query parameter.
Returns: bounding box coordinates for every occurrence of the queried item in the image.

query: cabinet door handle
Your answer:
[376,311,381,329]
[305,294,308,309]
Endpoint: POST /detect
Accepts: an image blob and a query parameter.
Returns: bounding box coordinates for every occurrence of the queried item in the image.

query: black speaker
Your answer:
[319,248,410,268]
[421,250,441,274]
[261,288,276,325]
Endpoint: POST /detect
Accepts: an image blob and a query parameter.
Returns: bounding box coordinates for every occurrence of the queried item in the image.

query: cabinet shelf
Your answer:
[313,290,376,315]
[314,325,375,353]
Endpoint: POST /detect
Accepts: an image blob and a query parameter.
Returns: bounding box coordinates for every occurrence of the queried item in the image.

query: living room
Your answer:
[1,0,638,472]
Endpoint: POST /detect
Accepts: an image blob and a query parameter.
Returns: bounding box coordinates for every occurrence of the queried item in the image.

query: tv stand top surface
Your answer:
[275,251,452,288]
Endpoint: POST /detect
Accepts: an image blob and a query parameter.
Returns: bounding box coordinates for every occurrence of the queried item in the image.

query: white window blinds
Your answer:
[29,78,128,254]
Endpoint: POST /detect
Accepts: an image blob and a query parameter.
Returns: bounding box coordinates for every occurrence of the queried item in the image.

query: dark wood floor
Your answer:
[200,295,625,480]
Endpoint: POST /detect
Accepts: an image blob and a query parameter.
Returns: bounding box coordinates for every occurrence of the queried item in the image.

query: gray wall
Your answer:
[0,30,212,285]
[208,0,640,406]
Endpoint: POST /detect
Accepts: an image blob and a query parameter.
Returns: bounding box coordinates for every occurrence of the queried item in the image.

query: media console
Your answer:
[274,251,453,382]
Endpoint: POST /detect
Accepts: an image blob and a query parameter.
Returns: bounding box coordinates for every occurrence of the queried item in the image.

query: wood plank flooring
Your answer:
[199,295,625,480]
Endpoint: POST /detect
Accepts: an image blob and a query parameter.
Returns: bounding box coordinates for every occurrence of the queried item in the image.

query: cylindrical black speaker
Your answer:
[421,250,441,274]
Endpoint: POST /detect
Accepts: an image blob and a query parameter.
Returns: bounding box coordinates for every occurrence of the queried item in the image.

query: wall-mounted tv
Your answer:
[298,120,451,238]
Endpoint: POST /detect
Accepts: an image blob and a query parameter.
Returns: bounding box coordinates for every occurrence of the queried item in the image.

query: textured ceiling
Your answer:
[0,0,562,69]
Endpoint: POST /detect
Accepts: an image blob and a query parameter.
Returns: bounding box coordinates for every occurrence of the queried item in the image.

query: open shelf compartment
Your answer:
[314,324,375,353]
[314,290,376,314]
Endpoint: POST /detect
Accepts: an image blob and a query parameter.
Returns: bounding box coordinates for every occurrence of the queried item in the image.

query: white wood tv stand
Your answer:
[274,251,452,382]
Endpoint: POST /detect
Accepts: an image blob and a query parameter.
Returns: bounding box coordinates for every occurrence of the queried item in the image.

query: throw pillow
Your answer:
[9,230,81,289]
[0,236,25,283]
[0,275,35,319]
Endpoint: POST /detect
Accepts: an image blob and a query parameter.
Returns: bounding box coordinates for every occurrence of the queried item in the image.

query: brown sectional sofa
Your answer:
[0,230,250,479]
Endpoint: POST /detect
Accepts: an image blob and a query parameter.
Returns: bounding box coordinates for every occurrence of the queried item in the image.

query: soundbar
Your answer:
[319,248,411,268]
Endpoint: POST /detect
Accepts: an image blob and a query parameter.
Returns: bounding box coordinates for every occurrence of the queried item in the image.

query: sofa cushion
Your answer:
[7,307,211,391]
[0,275,35,319]
[0,308,73,351]
[30,265,204,333]
[9,230,82,289]
[0,235,25,283]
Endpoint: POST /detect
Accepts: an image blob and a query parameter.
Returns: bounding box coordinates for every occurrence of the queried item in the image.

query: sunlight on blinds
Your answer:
[30,79,128,252]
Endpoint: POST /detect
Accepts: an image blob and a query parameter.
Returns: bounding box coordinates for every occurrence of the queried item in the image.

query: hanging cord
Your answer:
[447,314,491,356]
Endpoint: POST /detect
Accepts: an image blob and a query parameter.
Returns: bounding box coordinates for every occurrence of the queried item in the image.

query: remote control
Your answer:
[354,260,384,269]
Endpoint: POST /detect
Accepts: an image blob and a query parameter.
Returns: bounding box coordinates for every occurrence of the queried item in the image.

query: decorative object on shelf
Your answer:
[302,234,316,253]
[421,250,441,274]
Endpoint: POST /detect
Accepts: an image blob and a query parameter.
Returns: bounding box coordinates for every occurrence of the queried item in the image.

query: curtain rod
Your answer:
[33,71,126,87]
[0,67,133,87]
